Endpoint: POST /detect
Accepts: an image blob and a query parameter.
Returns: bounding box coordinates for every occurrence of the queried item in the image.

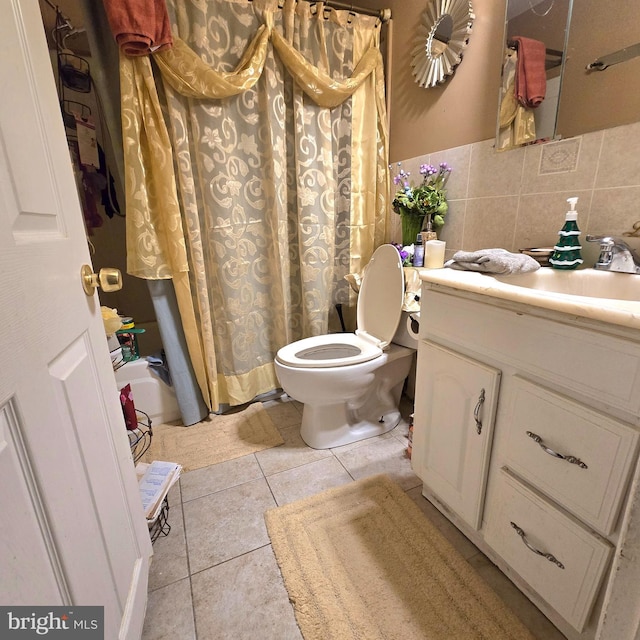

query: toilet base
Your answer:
[299,379,405,449]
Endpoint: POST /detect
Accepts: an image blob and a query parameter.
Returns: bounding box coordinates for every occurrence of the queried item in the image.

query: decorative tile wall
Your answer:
[389,121,640,266]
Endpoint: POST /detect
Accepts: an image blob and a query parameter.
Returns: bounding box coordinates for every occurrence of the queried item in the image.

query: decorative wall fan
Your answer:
[411,0,475,88]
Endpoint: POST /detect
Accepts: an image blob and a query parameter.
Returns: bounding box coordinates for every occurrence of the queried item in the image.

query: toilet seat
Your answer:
[275,333,382,368]
[275,245,404,369]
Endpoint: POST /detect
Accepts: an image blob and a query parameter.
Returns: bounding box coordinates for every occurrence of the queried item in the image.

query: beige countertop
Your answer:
[419,267,640,332]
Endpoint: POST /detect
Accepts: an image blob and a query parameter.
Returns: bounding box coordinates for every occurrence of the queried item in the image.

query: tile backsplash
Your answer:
[389,121,640,266]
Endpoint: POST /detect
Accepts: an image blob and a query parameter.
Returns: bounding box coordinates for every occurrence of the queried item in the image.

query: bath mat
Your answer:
[143,402,283,472]
[265,474,535,640]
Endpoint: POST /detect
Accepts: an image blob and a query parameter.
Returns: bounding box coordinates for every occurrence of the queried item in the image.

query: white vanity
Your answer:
[412,268,640,640]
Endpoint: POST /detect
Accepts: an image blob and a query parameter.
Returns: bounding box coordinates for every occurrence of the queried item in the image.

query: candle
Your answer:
[425,239,446,269]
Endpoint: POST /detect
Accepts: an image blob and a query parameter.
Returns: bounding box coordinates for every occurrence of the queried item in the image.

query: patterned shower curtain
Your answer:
[119,0,389,411]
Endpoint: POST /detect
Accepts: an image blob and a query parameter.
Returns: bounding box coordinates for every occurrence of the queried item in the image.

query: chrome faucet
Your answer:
[585,235,640,274]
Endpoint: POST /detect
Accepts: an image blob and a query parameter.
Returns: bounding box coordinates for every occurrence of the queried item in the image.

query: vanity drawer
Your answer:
[485,469,612,632]
[503,377,638,535]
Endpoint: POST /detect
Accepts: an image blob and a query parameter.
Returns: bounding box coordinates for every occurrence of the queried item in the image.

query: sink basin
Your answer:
[493,268,640,301]
[419,267,640,331]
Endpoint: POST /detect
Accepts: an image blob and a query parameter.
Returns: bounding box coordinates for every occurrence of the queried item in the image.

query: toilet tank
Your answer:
[392,311,420,348]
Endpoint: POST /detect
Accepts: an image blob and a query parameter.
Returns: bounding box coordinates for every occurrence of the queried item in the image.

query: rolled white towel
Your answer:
[445,248,540,274]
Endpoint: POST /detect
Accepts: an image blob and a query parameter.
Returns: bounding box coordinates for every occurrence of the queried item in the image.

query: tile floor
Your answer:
[141,394,565,640]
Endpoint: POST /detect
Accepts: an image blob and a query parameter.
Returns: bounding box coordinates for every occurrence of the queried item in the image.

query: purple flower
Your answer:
[420,164,437,176]
[391,243,411,264]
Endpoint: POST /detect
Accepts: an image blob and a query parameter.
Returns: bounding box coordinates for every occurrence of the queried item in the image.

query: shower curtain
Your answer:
[119,0,389,412]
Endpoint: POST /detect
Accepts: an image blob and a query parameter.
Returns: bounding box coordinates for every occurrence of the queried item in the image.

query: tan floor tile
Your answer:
[180,454,263,503]
[333,436,421,491]
[390,418,411,447]
[192,545,302,640]
[261,398,303,431]
[141,577,195,640]
[148,502,189,592]
[266,456,353,505]
[255,424,332,476]
[183,478,275,573]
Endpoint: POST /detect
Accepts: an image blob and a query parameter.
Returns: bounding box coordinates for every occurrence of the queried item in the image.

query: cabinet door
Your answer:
[412,341,501,529]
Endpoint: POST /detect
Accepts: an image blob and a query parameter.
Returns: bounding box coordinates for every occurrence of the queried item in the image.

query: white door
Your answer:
[412,341,501,530]
[0,2,152,638]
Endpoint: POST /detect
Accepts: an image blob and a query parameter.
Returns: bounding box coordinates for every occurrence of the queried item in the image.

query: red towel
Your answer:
[511,36,546,108]
[102,0,173,57]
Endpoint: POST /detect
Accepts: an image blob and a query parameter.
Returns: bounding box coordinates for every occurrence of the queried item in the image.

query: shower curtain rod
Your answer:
[248,0,392,22]
[307,1,391,22]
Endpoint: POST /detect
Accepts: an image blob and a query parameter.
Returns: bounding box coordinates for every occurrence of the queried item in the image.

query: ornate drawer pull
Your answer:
[510,522,565,569]
[526,431,588,469]
[474,388,485,434]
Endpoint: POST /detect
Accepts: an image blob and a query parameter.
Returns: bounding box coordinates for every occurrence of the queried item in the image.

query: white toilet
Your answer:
[274,244,417,449]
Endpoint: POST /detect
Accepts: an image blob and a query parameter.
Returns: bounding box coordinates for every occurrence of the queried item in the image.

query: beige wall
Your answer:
[388,121,640,263]
[369,0,640,158]
[366,0,507,159]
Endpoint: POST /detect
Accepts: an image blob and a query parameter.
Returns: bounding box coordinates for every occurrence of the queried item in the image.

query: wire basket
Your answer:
[58,52,92,92]
[111,345,125,372]
[128,409,153,463]
[148,498,171,543]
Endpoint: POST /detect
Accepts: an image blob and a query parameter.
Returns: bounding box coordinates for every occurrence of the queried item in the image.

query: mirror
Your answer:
[496,0,571,151]
[411,0,475,88]
[497,0,640,150]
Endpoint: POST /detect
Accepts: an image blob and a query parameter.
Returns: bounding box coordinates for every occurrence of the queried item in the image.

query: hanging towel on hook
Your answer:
[511,36,546,108]
[102,0,173,56]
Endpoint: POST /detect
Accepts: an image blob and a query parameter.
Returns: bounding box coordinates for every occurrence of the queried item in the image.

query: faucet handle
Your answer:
[585,235,614,245]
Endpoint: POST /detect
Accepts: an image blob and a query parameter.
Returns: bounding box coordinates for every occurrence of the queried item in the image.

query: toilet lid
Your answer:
[356,244,405,348]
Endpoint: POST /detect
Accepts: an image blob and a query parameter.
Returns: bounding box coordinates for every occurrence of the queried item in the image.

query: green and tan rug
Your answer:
[143,402,283,472]
[265,474,535,640]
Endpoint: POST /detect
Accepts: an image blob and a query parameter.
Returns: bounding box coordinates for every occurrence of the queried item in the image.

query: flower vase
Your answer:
[401,211,425,246]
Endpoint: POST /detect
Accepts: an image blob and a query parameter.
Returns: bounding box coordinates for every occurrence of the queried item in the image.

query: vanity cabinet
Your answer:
[412,285,640,640]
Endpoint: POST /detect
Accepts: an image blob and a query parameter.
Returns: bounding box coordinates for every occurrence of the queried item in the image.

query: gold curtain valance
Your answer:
[270,29,382,109]
[152,23,382,108]
[154,26,270,99]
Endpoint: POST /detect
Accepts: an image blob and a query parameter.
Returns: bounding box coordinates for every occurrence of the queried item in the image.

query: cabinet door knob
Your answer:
[510,521,565,569]
[474,388,485,434]
[526,431,588,469]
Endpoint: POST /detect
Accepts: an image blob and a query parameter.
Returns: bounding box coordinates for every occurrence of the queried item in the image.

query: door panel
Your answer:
[0,399,66,605]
